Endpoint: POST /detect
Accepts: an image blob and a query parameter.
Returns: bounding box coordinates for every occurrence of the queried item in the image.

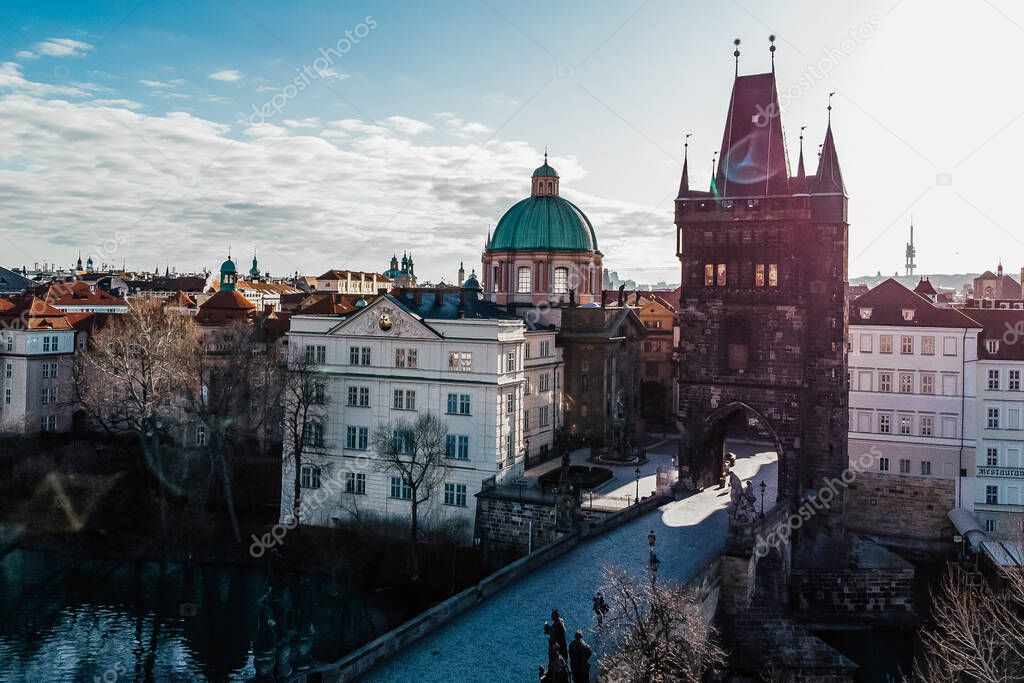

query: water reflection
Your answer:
[0,548,392,682]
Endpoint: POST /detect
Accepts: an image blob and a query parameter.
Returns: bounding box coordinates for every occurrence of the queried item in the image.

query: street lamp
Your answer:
[759,480,767,519]
[634,466,641,504]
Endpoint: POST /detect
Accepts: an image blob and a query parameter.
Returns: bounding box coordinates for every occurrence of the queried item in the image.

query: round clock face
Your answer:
[378,313,393,331]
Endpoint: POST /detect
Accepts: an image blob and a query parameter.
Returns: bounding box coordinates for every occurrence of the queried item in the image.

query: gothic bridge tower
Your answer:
[674,57,849,510]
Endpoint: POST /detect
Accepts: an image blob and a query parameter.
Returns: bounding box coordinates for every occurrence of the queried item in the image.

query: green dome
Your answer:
[220,258,236,273]
[532,162,558,177]
[488,195,598,253]
[462,272,481,289]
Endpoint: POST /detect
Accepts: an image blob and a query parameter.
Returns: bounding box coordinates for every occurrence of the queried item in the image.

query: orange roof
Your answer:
[0,296,73,330]
[200,290,256,311]
[38,281,127,307]
[0,298,14,313]
[165,290,197,307]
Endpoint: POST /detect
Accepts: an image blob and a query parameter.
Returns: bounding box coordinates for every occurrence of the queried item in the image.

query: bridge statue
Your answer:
[728,471,758,527]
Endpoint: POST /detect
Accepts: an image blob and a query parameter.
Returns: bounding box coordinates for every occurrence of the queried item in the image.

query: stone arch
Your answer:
[687,400,784,492]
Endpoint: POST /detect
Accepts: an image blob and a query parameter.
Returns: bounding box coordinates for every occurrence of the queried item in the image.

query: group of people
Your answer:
[539,609,592,682]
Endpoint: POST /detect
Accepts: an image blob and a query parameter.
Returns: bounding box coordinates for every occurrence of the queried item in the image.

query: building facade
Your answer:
[846,279,980,541]
[315,269,391,296]
[522,324,563,467]
[280,286,527,537]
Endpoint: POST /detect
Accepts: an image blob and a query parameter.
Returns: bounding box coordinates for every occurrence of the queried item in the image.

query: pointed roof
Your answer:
[913,278,937,297]
[165,290,197,307]
[813,124,845,195]
[677,154,689,198]
[851,279,979,328]
[716,72,790,197]
[0,296,73,330]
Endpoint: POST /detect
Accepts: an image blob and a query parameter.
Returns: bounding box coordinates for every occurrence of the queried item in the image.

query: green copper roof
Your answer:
[221,258,236,273]
[532,163,558,177]
[488,195,598,253]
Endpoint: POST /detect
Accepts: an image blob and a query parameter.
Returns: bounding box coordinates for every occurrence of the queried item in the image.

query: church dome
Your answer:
[532,162,558,177]
[221,258,236,273]
[489,195,598,253]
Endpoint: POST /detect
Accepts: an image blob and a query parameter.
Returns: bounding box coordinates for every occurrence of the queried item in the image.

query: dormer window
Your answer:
[859,307,873,320]
[901,308,915,321]
[987,339,1000,354]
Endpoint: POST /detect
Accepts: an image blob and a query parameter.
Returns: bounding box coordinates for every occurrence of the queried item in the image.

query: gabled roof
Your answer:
[0,296,73,330]
[38,281,127,307]
[850,278,980,328]
[165,290,197,307]
[294,293,377,316]
[913,278,937,296]
[317,269,390,281]
[200,290,256,311]
[0,266,35,293]
[966,308,1024,360]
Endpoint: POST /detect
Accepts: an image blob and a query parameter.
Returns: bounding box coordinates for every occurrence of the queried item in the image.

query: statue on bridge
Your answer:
[728,471,758,527]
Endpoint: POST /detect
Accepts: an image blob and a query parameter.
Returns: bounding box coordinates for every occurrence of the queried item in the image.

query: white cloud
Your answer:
[92,98,145,111]
[283,117,321,129]
[33,38,93,58]
[139,79,172,88]
[436,112,493,139]
[15,50,37,60]
[209,69,243,82]
[0,62,87,97]
[314,67,350,81]
[382,115,433,136]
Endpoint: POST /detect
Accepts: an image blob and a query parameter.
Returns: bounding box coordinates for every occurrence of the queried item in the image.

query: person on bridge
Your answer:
[647,529,657,558]
[548,609,568,658]
[568,630,592,683]
[592,592,609,626]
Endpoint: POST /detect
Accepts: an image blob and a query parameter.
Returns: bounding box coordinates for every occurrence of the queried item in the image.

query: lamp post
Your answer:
[759,480,767,519]
[634,466,641,504]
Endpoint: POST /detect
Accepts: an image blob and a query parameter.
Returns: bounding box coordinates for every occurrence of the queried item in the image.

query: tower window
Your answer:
[517,266,532,293]
[716,264,727,286]
[755,264,765,287]
[768,264,778,287]
[553,267,569,294]
[704,264,714,286]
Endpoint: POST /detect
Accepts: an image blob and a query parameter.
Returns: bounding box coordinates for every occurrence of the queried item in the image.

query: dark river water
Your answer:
[0,547,393,682]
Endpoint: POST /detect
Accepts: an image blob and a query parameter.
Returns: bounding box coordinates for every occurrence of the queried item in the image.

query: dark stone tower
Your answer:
[674,68,849,508]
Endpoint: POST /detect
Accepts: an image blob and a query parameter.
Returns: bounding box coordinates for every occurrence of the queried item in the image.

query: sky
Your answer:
[0,0,1022,284]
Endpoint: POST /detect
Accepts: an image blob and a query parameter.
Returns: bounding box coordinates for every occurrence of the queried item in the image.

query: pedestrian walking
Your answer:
[568,630,592,683]
[548,609,568,658]
[647,529,657,560]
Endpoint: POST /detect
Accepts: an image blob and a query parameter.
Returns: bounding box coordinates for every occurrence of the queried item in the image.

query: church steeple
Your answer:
[219,252,237,292]
[813,122,845,196]
[677,134,692,197]
[531,154,559,196]
[249,249,260,279]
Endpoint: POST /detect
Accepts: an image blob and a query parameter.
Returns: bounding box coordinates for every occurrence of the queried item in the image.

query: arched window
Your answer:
[553,267,569,294]
[517,266,532,293]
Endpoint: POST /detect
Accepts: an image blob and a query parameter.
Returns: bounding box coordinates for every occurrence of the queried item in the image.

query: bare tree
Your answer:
[279,346,329,525]
[370,412,449,579]
[598,565,725,682]
[915,540,1024,682]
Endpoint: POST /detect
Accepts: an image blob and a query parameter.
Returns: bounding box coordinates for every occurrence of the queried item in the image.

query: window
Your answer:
[984,519,997,533]
[859,334,873,353]
[302,421,324,447]
[517,266,532,293]
[987,339,1000,354]
[449,351,472,372]
[879,456,890,472]
[986,485,998,505]
[395,348,418,368]
[879,372,892,392]
[40,387,56,405]
[920,460,931,475]
[445,435,470,460]
[390,476,412,500]
[304,344,326,363]
[347,386,370,407]
[393,389,416,410]
[1009,408,1020,430]
[899,458,911,473]
[579,374,589,391]
[314,382,326,404]
[921,374,934,395]
[41,362,58,379]
[392,430,413,455]
[4,362,11,379]
[879,335,893,354]
[3,388,9,405]
[941,375,956,396]
[345,472,366,494]
[988,369,1001,391]
[553,267,569,294]
[506,392,515,414]
[4,336,10,351]
[506,351,516,372]
[345,426,368,450]
[524,377,531,395]
[920,416,934,436]
[350,346,371,365]
[716,263,727,286]
[755,264,765,287]
[42,335,59,352]
[988,407,1000,429]
[505,432,514,460]
[41,415,56,432]
[539,341,551,357]
[300,465,321,489]
[899,414,912,435]
[196,424,207,446]
[987,447,999,466]
[879,414,891,434]
[539,405,550,427]
[942,337,957,356]
[1010,369,1021,391]
[899,373,913,393]
[539,373,550,392]
[767,263,778,287]
[443,482,467,507]
[900,336,913,354]
[704,264,714,286]
[942,416,957,438]
[921,336,935,355]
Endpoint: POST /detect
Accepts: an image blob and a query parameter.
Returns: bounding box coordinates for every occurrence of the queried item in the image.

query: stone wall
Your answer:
[475,495,561,560]
[794,567,915,620]
[844,471,955,541]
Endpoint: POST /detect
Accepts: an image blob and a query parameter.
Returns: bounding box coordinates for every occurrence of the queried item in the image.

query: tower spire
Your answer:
[710,151,719,195]
[828,91,835,124]
[769,34,776,72]
[733,38,741,77]
[797,126,807,179]
[677,133,692,197]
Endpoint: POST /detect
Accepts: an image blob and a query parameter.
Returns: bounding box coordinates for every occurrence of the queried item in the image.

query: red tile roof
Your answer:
[850,279,981,329]
[965,308,1024,360]
[0,296,73,330]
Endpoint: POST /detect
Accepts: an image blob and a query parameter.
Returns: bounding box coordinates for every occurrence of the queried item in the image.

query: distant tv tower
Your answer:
[905,220,916,277]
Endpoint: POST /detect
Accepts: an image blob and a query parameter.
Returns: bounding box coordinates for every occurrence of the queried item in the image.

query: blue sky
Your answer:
[1,0,1022,283]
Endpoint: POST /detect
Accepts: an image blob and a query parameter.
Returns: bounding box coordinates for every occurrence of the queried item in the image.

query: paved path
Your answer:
[366,443,778,682]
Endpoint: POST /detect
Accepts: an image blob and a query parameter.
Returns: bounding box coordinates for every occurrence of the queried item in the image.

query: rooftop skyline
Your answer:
[1,0,1022,282]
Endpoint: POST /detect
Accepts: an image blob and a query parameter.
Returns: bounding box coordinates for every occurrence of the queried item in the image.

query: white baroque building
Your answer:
[280,285,528,538]
[848,279,980,513]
